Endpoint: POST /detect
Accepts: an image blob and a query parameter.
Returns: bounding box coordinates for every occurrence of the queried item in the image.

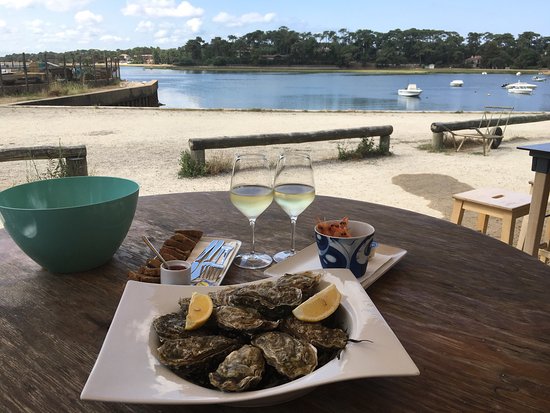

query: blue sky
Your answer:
[1,0,549,55]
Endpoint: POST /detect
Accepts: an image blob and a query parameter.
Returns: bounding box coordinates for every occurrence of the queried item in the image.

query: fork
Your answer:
[200,243,235,282]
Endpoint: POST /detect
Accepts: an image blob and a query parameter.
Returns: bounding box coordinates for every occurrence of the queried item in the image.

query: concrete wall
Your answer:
[14,80,159,107]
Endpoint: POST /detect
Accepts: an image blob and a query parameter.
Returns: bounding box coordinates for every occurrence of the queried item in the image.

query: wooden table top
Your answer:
[1,191,549,412]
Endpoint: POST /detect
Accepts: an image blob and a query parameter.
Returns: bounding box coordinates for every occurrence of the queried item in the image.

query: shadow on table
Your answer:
[392,173,472,219]
[392,173,528,244]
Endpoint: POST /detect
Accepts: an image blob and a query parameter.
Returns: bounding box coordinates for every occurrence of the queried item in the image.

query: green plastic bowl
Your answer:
[0,176,139,273]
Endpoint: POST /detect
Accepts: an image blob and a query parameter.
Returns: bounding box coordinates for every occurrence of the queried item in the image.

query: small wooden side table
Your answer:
[451,187,531,245]
[518,143,550,257]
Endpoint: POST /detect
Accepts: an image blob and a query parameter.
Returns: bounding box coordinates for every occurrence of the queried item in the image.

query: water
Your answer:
[120,66,550,112]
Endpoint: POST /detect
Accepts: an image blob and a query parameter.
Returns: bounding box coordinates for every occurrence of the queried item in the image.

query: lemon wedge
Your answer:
[185,292,213,330]
[292,283,341,322]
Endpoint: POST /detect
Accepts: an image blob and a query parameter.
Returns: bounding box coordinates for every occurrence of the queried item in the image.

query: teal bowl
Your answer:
[0,176,139,273]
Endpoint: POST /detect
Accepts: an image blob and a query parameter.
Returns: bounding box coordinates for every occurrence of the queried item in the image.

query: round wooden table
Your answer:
[1,191,549,412]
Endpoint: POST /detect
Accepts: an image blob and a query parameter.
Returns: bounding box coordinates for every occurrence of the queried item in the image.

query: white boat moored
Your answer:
[450,80,464,87]
[532,75,547,82]
[508,85,533,94]
[504,81,537,90]
[398,84,422,97]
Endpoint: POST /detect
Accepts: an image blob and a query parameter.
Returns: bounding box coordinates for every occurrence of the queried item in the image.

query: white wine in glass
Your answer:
[273,151,315,262]
[230,154,274,269]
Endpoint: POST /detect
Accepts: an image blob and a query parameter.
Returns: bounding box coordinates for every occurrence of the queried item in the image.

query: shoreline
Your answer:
[122,63,550,76]
[1,106,549,240]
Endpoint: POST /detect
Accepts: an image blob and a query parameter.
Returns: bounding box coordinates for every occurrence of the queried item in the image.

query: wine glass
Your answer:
[229,153,274,269]
[273,151,315,262]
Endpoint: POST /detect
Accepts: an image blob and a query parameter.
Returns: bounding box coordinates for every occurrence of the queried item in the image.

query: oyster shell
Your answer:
[216,305,280,333]
[228,284,302,319]
[280,317,348,350]
[209,345,265,392]
[251,331,317,379]
[275,271,322,297]
[153,311,215,342]
[209,287,238,307]
[157,335,241,376]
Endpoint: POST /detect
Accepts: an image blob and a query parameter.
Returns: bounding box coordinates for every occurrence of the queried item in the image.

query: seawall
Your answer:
[13,80,158,107]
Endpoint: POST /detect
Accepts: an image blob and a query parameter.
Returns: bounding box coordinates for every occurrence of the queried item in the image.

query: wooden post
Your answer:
[189,149,206,165]
[0,61,4,96]
[79,55,84,84]
[380,135,391,154]
[66,156,88,176]
[104,53,109,80]
[22,52,29,92]
[44,52,49,84]
[432,131,444,151]
[92,54,96,82]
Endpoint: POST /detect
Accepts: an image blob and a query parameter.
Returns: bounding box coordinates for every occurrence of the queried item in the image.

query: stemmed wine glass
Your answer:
[273,151,315,262]
[229,153,274,269]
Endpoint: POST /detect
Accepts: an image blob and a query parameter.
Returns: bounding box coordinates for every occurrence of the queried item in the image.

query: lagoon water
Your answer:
[120,66,550,112]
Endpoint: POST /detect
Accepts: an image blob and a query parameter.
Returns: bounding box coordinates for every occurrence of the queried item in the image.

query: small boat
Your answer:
[450,80,464,87]
[532,75,547,82]
[504,81,537,90]
[398,83,422,97]
[508,85,533,94]
[481,72,488,75]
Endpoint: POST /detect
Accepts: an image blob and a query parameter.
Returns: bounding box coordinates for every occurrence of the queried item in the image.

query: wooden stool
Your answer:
[451,188,531,245]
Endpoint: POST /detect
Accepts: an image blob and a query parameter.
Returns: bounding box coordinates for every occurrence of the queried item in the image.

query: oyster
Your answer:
[178,297,191,312]
[209,345,265,392]
[280,317,348,350]
[228,284,302,319]
[275,271,322,297]
[153,311,204,342]
[216,305,280,333]
[251,331,317,379]
[209,287,238,307]
[157,335,241,376]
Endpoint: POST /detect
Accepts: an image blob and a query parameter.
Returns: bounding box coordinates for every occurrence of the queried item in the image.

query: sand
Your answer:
[1,105,549,238]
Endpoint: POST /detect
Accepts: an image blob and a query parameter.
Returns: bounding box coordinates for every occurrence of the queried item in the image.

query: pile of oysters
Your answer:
[152,271,351,392]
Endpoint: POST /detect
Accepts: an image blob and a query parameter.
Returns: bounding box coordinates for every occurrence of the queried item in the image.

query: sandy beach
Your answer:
[1,105,549,239]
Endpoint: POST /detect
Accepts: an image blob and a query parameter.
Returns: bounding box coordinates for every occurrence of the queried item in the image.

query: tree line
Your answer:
[3,26,550,69]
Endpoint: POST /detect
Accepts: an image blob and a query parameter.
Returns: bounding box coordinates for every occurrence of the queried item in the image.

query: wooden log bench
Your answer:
[0,145,88,176]
[431,112,550,153]
[188,125,393,165]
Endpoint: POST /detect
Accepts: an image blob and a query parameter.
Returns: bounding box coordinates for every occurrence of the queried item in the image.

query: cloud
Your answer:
[100,34,129,42]
[121,0,203,18]
[212,11,276,28]
[0,0,90,12]
[74,10,103,25]
[136,20,155,32]
[0,19,6,29]
[154,29,168,38]
[26,19,48,35]
[0,0,35,9]
[186,17,201,33]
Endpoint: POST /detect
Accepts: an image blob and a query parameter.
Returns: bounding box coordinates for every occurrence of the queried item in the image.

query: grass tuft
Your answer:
[337,137,388,160]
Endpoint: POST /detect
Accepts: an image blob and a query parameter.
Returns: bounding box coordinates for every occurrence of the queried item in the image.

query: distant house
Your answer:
[119,54,132,63]
[465,55,482,68]
[141,54,154,64]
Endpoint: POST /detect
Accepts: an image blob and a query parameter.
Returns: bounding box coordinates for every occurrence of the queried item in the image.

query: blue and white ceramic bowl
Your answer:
[315,220,375,278]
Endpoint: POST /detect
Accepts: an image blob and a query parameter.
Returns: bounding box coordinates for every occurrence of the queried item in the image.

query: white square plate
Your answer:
[264,243,407,288]
[81,272,418,406]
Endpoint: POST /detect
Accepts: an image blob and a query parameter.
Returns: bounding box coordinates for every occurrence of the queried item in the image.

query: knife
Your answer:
[191,240,224,279]
[190,240,220,273]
